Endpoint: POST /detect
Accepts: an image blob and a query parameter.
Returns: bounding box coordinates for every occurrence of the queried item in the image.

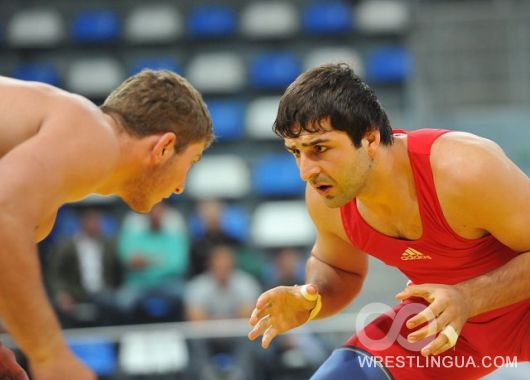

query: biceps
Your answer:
[312,231,368,276]
[489,211,530,253]
[479,183,530,252]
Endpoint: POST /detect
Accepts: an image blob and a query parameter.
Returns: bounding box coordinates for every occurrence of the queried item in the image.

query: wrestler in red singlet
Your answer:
[341,129,530,379]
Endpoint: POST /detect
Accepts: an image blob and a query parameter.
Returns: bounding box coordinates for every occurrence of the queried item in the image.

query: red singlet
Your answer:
[340,129,530,379]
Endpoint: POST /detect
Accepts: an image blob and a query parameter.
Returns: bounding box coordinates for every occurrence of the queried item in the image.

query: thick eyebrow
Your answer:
[285,138,331,150]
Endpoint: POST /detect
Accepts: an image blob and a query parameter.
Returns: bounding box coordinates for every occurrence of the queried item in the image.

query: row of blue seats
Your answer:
[4,1,409,46]
[9,46,411,95]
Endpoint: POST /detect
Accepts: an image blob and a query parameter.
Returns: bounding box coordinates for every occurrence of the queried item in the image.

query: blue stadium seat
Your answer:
[246,96,281,140]
[128,57,182,76]
[70,338,117,376]
[357,0,410,34]
[187,53,245,93]
[142,296,170,318]
[187,154,250,199]
[241,2,299,38]
[7,9,64,47]
[304,47,364,77]
[119,331,189,374]
[249,53,302,89]
[66,58,124,97]
[253,153,305,197]
[220,205,250,242]
[206,99,246,140]
[125,5,183,43]
[302,2,352,34]
[71,9,120,43]
[251,201,315,248]
[365,47,412,84]
[12,63,60,86]
[188,6,237,37]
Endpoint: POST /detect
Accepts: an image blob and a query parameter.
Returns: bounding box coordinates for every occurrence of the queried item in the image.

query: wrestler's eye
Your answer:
[314,145,328,154]
[288,149,300,158]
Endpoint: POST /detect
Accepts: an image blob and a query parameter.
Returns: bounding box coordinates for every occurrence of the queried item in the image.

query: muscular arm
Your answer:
[0,212,66,362]
[457,253,530,317]
[305,185,368,319]
[248,186,367,348]
[403,134,530,356]
[0,87,116,367]
[448,138,530,316]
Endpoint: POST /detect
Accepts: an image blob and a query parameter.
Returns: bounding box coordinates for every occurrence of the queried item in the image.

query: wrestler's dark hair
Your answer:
[274,63,393,148]
[101,69,213,154]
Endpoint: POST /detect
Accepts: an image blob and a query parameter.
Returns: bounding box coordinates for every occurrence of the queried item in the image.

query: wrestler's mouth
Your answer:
[315,184,332,195]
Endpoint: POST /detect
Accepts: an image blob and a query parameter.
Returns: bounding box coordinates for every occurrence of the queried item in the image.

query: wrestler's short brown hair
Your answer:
[101,70,213,154]
[274,63,393,148]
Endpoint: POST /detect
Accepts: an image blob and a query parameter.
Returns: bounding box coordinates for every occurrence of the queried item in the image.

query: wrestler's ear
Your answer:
[151,132,176,163]
[363,128,381,156]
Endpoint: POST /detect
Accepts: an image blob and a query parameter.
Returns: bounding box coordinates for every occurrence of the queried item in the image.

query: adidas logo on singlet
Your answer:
[401,248,432,261]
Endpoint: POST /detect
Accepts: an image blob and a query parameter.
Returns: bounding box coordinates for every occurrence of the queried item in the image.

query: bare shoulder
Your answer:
[0,75,106,127]
[305,184,350,242]
[430,131,529,242]
[39,92,120,197]
[0,78,120,230]
[0,78,120,200]
[0,75,73,107]
[431,131,503,177]
[0,76,113,143]
[431,131,525,193]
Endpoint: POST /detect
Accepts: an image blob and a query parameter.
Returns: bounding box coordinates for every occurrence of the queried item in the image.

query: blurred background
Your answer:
[0,0,529,379]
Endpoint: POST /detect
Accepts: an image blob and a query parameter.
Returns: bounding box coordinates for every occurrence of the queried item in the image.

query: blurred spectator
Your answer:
[47,208,121,327]
[189,199,241,276]
[262,247,306,288]
[185,245,262,380]
[116,202,189,323]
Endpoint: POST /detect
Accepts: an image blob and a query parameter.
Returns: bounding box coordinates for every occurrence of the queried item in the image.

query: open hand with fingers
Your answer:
[396,283,471,357]
[248,284,320,349]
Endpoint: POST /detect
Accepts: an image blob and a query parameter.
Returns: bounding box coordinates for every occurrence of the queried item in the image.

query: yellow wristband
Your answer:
[300,284,322,321]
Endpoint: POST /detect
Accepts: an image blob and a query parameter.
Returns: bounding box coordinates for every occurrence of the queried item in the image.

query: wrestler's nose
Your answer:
[299,154,319,182]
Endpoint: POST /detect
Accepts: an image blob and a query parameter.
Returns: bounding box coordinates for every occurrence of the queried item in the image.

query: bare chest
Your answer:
[356,197,484,241]
[357,200,423,240]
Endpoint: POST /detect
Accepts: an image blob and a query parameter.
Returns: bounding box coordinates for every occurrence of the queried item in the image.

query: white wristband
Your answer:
[299,284,322,321]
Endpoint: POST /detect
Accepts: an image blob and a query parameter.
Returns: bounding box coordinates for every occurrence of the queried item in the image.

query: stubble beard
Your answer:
[122,171,156,214]
[323,154,372,209]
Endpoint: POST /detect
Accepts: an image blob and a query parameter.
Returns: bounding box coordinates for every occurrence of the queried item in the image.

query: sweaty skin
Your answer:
[0,77,206,380]
[249,122,530,358]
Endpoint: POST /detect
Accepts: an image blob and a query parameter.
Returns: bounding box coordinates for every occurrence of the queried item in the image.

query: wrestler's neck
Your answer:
[356,135,416,214]
[93,114,149,196]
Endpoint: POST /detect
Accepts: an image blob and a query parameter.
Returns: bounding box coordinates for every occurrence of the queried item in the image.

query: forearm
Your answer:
[0,214,68,363]
[455,251,530,317]
[305,254,364,319]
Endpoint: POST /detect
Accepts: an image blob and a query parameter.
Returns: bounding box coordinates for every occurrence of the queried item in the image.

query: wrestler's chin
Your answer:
[122,196,153,214]
[321,194,351,209]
